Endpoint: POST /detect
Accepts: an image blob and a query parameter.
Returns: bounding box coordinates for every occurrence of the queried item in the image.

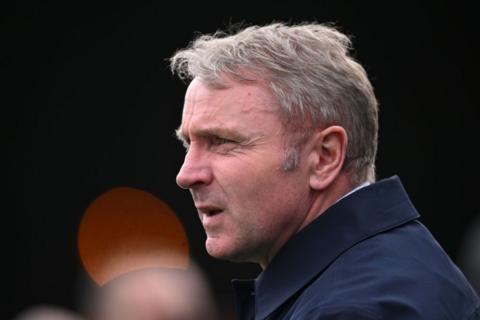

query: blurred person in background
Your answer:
[90,266,219,320]
[170,22,480,319]
[458,213,480,295]
[12,305,85,320]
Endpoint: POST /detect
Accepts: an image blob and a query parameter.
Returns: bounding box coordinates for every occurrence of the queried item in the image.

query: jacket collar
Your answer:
[252,175,420,320]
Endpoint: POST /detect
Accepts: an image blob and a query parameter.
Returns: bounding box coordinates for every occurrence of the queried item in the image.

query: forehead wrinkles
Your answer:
[183,81,279,118]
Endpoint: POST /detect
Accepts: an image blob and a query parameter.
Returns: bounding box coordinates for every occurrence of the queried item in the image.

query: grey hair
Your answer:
[170,22,379,185]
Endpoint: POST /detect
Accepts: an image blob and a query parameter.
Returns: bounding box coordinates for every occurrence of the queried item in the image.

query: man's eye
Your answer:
[211,137,235,145]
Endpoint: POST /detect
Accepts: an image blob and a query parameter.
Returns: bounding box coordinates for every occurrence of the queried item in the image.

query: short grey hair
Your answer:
[170,22,379,185]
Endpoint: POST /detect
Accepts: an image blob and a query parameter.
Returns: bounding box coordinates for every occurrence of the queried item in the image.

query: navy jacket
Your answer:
[232,176,480,319]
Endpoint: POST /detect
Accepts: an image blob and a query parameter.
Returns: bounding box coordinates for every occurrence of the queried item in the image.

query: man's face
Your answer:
[176,78,312,266]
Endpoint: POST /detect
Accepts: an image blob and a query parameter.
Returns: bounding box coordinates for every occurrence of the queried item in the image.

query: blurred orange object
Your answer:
[78,187,189,285]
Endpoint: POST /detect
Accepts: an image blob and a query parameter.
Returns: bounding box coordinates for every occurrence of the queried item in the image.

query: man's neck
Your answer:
[260,173,361,269]
[299,172,355,231]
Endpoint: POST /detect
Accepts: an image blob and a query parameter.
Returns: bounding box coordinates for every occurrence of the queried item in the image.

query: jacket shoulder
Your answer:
[290,220,480,319]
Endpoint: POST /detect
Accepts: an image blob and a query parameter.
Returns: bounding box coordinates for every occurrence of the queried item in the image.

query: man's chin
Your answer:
[205,238,231,259]
[205,238,254,263]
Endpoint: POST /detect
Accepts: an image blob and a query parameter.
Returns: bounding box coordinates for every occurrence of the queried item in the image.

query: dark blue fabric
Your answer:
[232,176,480,319]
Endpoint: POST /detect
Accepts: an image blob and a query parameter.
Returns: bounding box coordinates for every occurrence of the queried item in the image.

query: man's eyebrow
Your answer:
[175,126,252,144]
[175,127,187,142]
[175,127,189,149]
[196,127,250,142]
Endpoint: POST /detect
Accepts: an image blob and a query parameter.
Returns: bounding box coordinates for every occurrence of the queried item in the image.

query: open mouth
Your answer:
[196,203,224,218]
[206,209,222,216]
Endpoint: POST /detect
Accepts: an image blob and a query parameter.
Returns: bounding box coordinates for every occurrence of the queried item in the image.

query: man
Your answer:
[170,23,480,319]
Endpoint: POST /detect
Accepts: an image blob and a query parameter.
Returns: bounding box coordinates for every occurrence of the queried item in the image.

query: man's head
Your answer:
[171,22,378,185]
[170,22,378,267]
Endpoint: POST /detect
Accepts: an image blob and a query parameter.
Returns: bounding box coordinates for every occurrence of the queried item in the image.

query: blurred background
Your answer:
[3,1,479,319]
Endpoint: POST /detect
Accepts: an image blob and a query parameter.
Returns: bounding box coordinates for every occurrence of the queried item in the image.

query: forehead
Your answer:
[180,78,282,133]
[184,78,278,116]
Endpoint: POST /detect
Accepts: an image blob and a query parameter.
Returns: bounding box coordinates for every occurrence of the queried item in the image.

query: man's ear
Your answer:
[308,125,347,191]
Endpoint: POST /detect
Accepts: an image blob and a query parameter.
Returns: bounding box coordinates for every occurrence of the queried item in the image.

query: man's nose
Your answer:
[176,147,213,189]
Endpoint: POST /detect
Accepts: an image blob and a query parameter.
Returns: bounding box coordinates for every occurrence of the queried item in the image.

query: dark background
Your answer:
[3,1,479,319]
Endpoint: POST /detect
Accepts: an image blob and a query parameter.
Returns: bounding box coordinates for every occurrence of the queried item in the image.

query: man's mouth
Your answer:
[198,207,224,227]
[206,209,222,216]
[196,204,224,217]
